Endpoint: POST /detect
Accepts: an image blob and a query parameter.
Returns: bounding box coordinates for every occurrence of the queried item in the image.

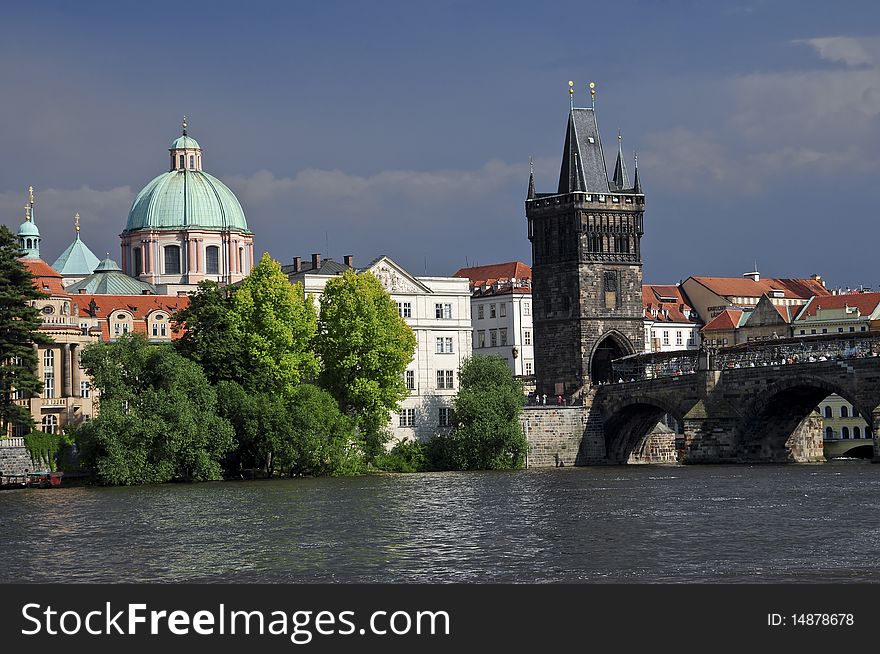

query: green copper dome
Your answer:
[124,169,249,233]
[18,219,39,237]
[171,135,201,150]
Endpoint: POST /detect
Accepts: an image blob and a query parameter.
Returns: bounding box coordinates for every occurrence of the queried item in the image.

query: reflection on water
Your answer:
[1,463,878,583]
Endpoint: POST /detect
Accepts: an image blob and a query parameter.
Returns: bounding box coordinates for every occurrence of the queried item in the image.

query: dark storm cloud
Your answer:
[2,1,880,290]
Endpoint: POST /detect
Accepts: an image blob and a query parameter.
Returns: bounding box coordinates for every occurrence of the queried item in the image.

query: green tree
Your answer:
[74,334,234,485]
[0,226,49,433]
[433,355,527,470]
[230,253,319,395]
[285,384,362,477]
[173,281,248,386]
[216,381,290,477]
[315,269,417,458]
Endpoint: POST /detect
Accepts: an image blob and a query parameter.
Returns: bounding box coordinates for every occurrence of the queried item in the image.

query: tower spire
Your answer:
[182,115,188,136]
[632,151,642,194]
[527,157,536,200]
[568,80,574,109]
[75,212,81,234]
[612,129,630,190]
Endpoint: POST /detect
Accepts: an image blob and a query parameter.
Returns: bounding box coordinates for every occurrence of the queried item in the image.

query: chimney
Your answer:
[292,256,301,273]
[811,273,825,288]
[311,253,321,270]
[344,255,353,268]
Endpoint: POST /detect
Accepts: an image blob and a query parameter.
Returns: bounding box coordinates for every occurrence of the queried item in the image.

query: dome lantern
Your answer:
[169,115,202,171]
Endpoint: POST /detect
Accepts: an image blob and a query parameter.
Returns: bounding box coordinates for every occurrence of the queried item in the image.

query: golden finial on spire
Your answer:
[589,81,596,108]
[75,213,81,233]
[568,80,574,108]
[28,186,34,206]
[24,204,31,222]
[182,115,188,136]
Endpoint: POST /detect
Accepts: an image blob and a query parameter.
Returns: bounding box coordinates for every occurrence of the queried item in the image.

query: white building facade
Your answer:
[289,255,472,443]
[454,262,534,378]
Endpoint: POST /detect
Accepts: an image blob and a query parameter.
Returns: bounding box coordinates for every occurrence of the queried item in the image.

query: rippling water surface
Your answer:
[2,463,878,583]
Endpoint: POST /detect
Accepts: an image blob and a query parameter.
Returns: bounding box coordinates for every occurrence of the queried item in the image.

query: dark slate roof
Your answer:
[557,108,611,194]
[284,258,350,283]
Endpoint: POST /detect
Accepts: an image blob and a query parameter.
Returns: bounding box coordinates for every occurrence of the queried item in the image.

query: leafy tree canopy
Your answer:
[435,355,527,470]
[74,335,234,485]
[315,269,416,457]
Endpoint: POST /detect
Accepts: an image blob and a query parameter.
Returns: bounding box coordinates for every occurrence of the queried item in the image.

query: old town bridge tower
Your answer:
[526,86,645,396]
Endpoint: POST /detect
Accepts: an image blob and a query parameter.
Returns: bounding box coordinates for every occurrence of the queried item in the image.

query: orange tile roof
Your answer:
[702,309,743,332]
[72,294,188,321]
[796,292,880,320]
[19,258,66,295]
[689,276,830,300]
[642,284,700,323]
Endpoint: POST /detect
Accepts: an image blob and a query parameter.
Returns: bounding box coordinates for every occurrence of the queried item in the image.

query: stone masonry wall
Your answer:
[0,446,36,478]
[521,406,586,467]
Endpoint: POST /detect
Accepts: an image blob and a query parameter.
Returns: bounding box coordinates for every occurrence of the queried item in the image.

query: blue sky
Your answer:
[2,0,879,288]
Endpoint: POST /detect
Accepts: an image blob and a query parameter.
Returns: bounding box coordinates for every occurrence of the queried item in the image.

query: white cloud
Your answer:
[796,36,874,67]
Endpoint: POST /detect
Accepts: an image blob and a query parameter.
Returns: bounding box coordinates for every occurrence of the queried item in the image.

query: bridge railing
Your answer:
[713,333,880,370]
[610,350,701,383]
[608,332,880,383]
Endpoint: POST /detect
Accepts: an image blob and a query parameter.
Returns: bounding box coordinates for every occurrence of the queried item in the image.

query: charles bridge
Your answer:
[522,332,880,466]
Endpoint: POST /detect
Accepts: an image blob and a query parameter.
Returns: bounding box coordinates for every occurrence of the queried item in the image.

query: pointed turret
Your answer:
[612,129,629,190]
[53,213,101,284]
[632,152,642,194]
[527,157,536,199]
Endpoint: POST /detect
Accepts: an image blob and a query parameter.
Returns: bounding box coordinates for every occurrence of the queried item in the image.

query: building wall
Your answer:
[644,320,700,352]
[471,292,534,376]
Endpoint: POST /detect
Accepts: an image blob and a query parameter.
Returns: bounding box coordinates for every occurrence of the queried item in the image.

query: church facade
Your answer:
[526,92,646,397]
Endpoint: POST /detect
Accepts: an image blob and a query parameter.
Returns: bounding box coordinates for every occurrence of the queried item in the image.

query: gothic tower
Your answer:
[526,89,645,396]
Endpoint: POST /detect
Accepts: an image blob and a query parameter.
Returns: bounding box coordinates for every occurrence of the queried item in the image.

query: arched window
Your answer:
[238,247,244,274]
[205,246,220,274]
[41,415,57,434]
[853,426,861,439]
[164,245,181,275]
[179,154,185,169]
[825,427,834,440]
[133,247,143,276]
[43,349,54,371]
[189,155,195,169]
[840,405,849,418]
[841,426,850,439]
[824,406,832,418]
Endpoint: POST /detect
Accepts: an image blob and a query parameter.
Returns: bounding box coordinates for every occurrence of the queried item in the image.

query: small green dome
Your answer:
[18,220,39,237]
[124,169,249,233]
[171,135,201,150]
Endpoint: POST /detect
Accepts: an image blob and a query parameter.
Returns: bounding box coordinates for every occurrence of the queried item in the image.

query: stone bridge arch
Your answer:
[733,372,870,462]
[600,392,699,464]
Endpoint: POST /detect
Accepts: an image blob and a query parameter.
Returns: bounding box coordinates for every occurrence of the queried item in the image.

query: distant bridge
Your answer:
[524,333,880,466]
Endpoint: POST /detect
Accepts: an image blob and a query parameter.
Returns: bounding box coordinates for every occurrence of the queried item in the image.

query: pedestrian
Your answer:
[542,393,547,405]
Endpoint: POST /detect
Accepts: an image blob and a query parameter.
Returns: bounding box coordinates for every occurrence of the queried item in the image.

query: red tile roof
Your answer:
[453,261,532,297]
[19,258,66,295]
[642,284,700,323]
[689,276,830,300]
[796,292,880,320]
[702,309,743,332]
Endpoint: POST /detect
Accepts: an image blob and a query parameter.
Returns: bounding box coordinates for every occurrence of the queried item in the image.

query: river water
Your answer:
[1,462,878,583]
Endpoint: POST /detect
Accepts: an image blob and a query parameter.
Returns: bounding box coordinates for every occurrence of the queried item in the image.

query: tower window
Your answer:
[189,155,195,169]
[179,154,185,169]
[164,245,181,275]
[206,246,220,274]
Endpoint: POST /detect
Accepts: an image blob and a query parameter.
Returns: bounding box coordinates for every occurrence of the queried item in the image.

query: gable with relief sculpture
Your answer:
[362,256,431,295]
